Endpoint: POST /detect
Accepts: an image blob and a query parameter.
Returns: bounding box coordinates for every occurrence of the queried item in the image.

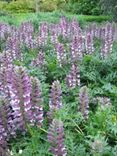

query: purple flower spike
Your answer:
[0,98,8,142]
[8,66,32,131]
[55,43,66,67]
[48,81,62,122]
[0,51,14,68]
[79,86,89,119]
[0,96,15,142]
[66,64,80,89]
[0,139,9,156]
[85,33,94,54]
[70,36,83,63]
[48,119,67,156]
[70,18,81,36]
[49,80,62,111]
[101,23,113,58]
[6,37,22,61]
[30,77,43,127]
[50,27,58,45]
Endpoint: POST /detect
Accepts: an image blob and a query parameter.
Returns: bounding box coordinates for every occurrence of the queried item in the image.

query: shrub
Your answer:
[0,1,7,11]
[40,0,65,12]
[64,0,102,15]
[40,0,57,12]
[4,0,35,13]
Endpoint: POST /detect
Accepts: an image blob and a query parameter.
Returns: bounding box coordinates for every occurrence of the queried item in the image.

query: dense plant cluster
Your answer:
[0,17,117,155]
[0,0,102,15]
[65,0,102,15]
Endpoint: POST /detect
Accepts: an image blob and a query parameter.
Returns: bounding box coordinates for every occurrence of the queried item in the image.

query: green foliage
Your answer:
[101,0,117,21]
[3,0,35,13]
[64,0,102,15]
[0,14,17,25]
[0,11,111,27]
[0,1,7,11]
[0,0,103,15]
[39,0,65,12]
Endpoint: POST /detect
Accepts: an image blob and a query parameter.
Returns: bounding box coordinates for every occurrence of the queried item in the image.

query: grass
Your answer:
[0,11,111,25]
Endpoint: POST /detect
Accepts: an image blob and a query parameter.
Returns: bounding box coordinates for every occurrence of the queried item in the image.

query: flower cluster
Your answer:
[0,140,10,156]
[6,37,22,61]
[101,23,114,58]
[0,66,43,144]
[8,66,33,131]
[85,32,94,54]
[49,80,62,111]
[55,43,67,67]
[66,63,80,88]
[0,96,15,143]
[48,119,67,156]
[48,80,62,121]
[30,77,43,127]
[70,36,83,62]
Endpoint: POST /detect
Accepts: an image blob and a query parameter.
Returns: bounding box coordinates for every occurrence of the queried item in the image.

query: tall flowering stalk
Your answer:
[101,23,113,58]
[18,21,35,49]
[50,24,58,45]
[0,97,15,142]
[8,66,33,131]
[37,22,48,46]
[70,36,83,63]
[6,37,22,61]
[30,77,43,127]
[0,97,8,142]
[49,80,62,111]
[48,119,67,156]
[66,64,80,89]
[48,80,62,121]
[0,139,10,156]
[0,51,14,68]
[79,86,89,119]
[100,39,109,58]
[99,27,105,40]
[0,67,9,97]
[60,16,68,39]
[70,18,81,36]
[0,66,13,99]
[85,32,94,54]
[55,43,66,67]
[90,23,98,37]
[0,65,44,143]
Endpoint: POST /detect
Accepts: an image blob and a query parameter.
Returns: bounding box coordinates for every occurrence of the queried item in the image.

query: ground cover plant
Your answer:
[0,16,117,156]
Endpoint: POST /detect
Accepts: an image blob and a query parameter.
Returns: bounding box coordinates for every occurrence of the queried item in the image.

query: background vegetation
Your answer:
[0,0,104,15]
[0,0,116,21]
